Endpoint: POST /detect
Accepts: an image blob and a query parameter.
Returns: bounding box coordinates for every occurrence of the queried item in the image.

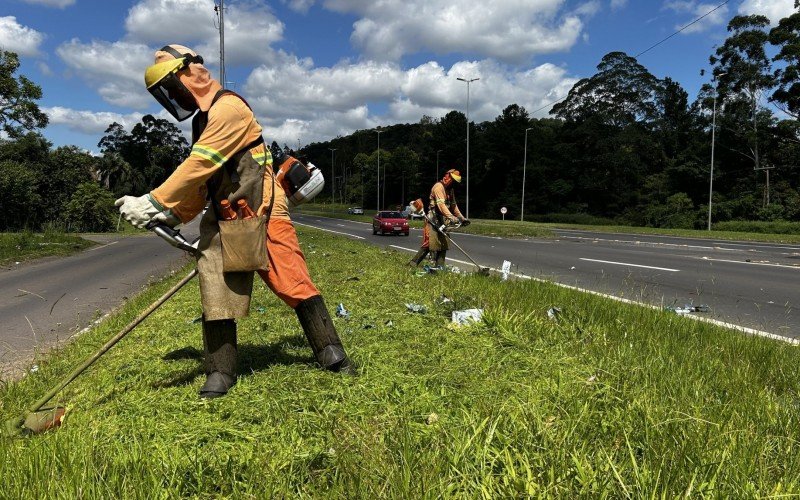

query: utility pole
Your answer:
[214,1,225,85]
[522,127,532,222]
[708,80,719,231]
[376,129,383,210]
[457,76,479,219]
[329,148,337,206]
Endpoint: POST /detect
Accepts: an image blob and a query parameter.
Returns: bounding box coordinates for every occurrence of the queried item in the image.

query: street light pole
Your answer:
[436,149,443,179]
[329,148,337,207]
[708,74,725,231]
[457,76,479,219]
[376,130,383,210]
[522,127,532,222]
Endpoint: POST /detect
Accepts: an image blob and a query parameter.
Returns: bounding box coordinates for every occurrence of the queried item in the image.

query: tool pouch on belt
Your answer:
[218,215,269,272]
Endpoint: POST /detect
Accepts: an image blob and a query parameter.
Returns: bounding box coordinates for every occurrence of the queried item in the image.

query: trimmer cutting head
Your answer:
[4,406,65,438]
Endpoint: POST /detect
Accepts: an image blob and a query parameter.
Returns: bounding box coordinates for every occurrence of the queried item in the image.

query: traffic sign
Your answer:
[500,207,507,214]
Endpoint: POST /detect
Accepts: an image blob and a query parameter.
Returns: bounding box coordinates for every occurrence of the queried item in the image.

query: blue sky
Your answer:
[1,0,796,153]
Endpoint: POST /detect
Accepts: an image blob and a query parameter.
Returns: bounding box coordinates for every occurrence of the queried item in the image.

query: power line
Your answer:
[634,0,731,58]
[530,0,732,116]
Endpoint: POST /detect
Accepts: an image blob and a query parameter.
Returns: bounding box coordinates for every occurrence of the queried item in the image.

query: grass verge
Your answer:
[2,226,800,496]
[0,231,95,267]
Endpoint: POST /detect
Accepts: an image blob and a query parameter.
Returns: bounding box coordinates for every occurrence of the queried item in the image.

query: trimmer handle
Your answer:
[146,221,198,256]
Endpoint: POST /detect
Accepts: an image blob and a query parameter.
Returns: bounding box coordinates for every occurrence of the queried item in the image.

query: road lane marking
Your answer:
[86,240,118,252]
[294,222,365,240]
[387,242,796,344]
[692,256,800,269]
[579,258,679,272]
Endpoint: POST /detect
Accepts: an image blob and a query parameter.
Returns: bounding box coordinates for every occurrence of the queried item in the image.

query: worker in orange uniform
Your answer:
[427,169,469,268]
[116,45,354,399]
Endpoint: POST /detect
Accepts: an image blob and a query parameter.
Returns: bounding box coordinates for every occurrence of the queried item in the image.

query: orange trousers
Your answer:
[257,218,319,308]
[421,222,430,249]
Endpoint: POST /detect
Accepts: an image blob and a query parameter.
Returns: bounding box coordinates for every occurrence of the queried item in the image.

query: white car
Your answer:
[348,207,364,215]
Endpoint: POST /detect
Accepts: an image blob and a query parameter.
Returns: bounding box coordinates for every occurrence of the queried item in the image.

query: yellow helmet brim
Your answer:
[144,58,186,89]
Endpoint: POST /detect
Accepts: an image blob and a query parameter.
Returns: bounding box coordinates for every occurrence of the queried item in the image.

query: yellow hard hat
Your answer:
[446,169,462,183]
[144,58,185,89]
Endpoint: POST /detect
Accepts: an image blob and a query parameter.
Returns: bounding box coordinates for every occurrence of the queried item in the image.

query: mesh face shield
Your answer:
[148,71,198,122]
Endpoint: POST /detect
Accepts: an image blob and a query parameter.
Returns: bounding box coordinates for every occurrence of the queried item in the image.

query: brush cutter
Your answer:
[3,222,198,438]
[425,214,490,276]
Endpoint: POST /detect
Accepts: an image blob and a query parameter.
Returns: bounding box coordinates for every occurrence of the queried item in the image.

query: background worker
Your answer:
[116,44,354,399]
[428,169,469,268]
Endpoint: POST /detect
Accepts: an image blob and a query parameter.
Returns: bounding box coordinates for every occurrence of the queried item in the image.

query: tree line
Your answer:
[0,10,798,232]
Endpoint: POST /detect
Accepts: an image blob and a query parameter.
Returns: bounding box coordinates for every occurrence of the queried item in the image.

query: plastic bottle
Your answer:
[220,199,238,220]
[237,198,256,219]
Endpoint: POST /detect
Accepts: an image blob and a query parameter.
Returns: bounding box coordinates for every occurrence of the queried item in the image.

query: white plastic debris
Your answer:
[501,260,512,281]
[547,307,562,320]
[336,303,350,318]
[451,308,483,325]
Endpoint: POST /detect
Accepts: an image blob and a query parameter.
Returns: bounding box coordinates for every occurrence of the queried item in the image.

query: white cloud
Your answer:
[44,107,146,135]
[21,0,75,7]
[664,1,729,34]
[738,0,797,24]
[323,0,586,63]
[0,16,45,57]
[611,0,628,9]
[37,61,53,76]
[284,0,316,14]
[243,56,577,146]
[125,0,218,45]
[56,39,154,109]
[125,0,284,66]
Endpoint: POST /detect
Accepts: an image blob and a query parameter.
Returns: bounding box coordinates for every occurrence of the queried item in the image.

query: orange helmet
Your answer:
[445,169,461,183]
[410,198,424,213]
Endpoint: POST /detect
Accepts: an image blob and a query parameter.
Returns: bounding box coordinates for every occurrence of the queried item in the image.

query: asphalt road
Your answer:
[3,216,798,379]
[0,223,199,379]
[293,214,800,340]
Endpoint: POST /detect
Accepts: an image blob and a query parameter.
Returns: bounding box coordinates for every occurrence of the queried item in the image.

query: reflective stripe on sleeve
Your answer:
[191,144,228,166]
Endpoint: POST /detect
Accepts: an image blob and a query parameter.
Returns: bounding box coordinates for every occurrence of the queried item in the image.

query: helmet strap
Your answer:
[159,45,204,69]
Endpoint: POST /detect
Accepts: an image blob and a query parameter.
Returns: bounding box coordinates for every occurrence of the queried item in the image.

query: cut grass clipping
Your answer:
[3,226,800,496]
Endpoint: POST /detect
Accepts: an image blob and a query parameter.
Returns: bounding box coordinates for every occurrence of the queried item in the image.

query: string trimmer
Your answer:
[425,214,490,276]
[3,222,198,438]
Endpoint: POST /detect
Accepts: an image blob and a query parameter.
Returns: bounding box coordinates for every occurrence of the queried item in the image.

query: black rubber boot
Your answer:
[295,295,355,375]
[435,250,447,268]
[199,318,237,399]
[408,247,429,266]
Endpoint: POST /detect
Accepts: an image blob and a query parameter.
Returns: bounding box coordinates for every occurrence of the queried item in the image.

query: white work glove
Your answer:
[115,194,179,229]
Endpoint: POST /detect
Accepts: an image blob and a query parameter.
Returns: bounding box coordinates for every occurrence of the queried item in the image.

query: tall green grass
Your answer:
[2,227,800,496]
[0,230,94,266]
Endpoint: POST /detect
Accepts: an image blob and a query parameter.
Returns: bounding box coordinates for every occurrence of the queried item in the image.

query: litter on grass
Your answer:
[406,303,427,314]
[547,307,562,321]
[501,260,512,281]
[665,304,710,315]
[451,308,483,325]
[336,303,350,318]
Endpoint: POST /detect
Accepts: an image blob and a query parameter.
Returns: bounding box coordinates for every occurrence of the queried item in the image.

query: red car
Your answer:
[372,211,410,236]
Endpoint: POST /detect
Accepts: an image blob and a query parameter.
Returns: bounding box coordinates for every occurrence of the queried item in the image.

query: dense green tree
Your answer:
[769,6,800,118]
[710,15,776,182]
[551,52,662,127]
[0,160,41,230]
[0,50,48,137]
[63,182,116,232]
[40,146,96,223]
[97,115,189,193]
